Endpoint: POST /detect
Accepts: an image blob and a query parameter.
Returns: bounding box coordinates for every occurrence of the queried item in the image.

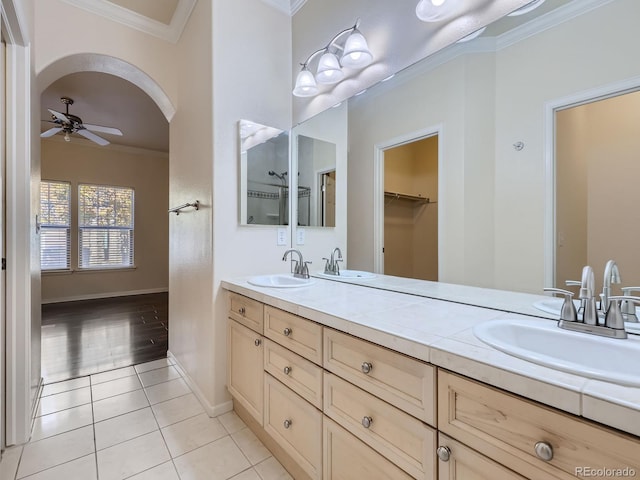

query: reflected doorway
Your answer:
[382,134,439,281]
[555,89,640,293]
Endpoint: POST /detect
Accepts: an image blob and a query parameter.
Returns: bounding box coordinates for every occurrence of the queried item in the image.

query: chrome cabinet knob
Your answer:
[254,338,261,347]
[283,419,292,429]
[361,362,373,374]
[436,446,451,462]
[283,327,292,337]
[534,441,554,461]
[238,307,246,315]
[361,416,373,429]
[283,366,291,375]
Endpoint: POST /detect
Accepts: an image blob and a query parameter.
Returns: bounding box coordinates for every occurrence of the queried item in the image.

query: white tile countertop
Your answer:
[221,276,640,438]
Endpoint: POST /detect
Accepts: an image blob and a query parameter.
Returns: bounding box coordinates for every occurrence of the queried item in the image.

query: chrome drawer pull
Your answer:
[361,416,373,429]
[254,338,261,347]
[436,446,451,462]
[283,419,292,429]
[534,441,554,461]
[361,362,373,374]
[238,307,246,315]
[283,366,292,375]
[283,327,292,337]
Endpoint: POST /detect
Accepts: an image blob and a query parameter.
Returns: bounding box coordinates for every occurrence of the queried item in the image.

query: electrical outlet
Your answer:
[296,228,305,245]
[277,228,287,246]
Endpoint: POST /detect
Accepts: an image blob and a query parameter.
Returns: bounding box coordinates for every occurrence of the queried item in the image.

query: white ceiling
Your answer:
[42,0,572,153]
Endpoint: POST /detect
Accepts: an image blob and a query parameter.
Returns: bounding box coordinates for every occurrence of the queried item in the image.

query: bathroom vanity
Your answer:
[222,278,640,479]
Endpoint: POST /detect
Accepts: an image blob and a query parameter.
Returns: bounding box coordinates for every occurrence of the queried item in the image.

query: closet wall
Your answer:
[384,135,438,280]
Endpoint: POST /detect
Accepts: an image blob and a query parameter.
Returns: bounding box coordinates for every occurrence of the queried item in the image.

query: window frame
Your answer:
[40,180,72,272]
[77,182,135,270]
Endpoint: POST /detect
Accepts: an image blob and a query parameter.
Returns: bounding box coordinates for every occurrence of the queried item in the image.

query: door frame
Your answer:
[543,76,640,289]
[373,124,443,275]
[1,0,34,446]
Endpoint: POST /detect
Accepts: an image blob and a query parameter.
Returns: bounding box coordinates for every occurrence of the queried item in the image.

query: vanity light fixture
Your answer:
[293,20,373,98]
[415,0,460,22]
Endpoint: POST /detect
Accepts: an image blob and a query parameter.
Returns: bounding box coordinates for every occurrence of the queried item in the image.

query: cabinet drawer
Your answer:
[264,339,323,409]
[264,373,322,480]
[438,370,640,479]
[264,306,322,364]
[227,320,263,426]
[228,292,264,334]
[437,433,527,480]
[323,417,413,480]
[324,373,436,479]
[323,328,436,425]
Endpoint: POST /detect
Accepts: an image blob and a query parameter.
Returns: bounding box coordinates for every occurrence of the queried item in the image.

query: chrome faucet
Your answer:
[551,264,629,339]
[601,259,621,313]
[282,249,311,279]
[322,247,343,275]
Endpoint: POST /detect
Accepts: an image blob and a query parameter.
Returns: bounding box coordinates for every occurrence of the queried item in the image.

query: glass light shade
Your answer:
[340,30,373,68]
[416,0,455,22]
[456,26,486,43]
[507,0,545,16]
[293,67,319,97]
[316,52,344,85]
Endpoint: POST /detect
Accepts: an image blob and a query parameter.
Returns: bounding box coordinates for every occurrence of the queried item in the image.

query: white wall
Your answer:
[210,0,292,412]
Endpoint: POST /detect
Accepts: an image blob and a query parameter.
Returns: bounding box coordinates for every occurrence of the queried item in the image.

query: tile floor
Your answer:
[1,358,292,480]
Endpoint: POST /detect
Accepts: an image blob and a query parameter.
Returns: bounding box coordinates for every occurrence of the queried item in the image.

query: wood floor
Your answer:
[41,293,168,383]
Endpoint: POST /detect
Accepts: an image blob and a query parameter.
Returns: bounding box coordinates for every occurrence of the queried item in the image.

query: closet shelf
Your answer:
[384,191,432,204]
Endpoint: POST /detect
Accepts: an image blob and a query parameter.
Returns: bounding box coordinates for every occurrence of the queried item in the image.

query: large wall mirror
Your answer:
[291,0,640,326]
[239,120,290,225]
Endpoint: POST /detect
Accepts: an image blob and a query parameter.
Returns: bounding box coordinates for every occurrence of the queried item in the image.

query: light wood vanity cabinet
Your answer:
[227,319,264,426]
[438,370,640,479]
[226,291,640,480]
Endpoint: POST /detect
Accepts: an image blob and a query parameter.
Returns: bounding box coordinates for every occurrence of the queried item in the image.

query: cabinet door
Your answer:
[437,433,526,480]
[228,320,264,426]
[324,417,413,480]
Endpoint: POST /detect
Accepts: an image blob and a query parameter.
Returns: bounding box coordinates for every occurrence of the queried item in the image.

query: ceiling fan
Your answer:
[41,97,123,146]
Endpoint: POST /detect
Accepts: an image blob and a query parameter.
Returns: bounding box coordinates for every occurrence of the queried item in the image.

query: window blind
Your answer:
[40,181,71,270]
[78,184,134,269]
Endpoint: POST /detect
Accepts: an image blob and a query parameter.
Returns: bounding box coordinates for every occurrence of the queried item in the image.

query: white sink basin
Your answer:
[248,274,316,288]
[316,270,377,280]
[473,319,640,386]
[533,298,640,334]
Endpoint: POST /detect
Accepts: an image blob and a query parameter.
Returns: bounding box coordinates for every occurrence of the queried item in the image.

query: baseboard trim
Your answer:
[41,288,168,304]
[167,350,233,418]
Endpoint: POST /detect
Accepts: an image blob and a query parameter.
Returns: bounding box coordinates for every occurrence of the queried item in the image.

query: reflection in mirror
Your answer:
[239,120,289,225]
[555,89,640,293]
[297,135,337,227]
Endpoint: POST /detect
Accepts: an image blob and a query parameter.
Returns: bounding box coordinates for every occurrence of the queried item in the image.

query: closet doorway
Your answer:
[382,134,439,281]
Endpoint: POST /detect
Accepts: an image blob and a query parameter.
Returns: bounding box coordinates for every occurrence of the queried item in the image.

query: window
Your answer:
[40,181,71,270]
[78,184,134,269]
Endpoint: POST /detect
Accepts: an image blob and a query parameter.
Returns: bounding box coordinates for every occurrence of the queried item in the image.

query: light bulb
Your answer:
[293,66,319,97]
[416,0,457,22]
[340,29,373,69]
[64,132,71,142]
[316,52,344,85]
[431,0,445,6]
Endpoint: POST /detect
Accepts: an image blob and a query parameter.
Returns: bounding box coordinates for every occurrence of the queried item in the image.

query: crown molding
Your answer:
[61,0,197,44]
[260,0,307,15]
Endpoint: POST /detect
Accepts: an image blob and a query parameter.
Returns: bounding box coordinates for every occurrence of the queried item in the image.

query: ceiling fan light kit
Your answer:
[41,97,123,146]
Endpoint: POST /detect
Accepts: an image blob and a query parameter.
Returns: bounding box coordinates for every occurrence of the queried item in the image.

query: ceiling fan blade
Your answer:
[77,128,110,146]
[48,109,70,123]
[40,127,63,138]
[83,124,123,136]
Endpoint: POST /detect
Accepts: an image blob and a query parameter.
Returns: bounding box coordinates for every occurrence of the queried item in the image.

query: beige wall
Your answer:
[557,91,640,293]
[384,137,438,280]
[40,139,169,302]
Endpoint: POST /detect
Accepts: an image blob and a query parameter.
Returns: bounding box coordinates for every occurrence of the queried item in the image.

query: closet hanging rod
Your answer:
[169,200,200,215]
[384,191,430,203]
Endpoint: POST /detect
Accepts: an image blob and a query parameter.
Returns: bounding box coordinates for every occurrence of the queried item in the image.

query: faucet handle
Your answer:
[621,288,640,322]
[604,296,640,332]
[565,280,581,287]
[543,288,577,322]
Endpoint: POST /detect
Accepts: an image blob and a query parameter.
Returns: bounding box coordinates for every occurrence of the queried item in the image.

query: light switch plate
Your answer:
[277,227,287,246]
[296,228,305,245]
